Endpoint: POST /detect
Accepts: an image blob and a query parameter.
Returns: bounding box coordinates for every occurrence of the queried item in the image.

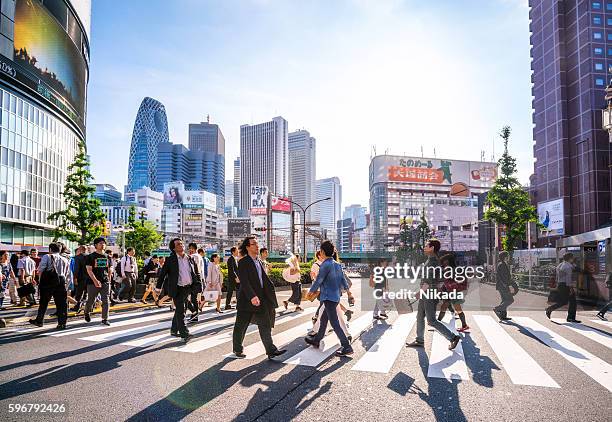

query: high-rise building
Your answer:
[126,97,170,192]
[224,180,234,208]
[239,117,288,211]
[336,218,354,253]
[343,204,367,230]
[124,187,164,228]
[288,130,316,221]
[314,177,342,241]
[233,157,241,209]
[93,184,122,203]
[188,121,225,156]
[530,1,611,241]
[156,142,224,210]
[0,0,91,248]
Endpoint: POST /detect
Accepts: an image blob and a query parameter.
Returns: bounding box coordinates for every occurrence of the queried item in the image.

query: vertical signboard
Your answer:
[250,186,269,215]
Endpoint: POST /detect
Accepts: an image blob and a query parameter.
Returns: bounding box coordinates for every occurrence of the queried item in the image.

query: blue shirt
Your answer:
[250,256,263,288]
[309,258,349,303]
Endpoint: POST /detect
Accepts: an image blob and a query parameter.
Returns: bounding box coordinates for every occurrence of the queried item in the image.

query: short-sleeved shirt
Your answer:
[85,252,111,284]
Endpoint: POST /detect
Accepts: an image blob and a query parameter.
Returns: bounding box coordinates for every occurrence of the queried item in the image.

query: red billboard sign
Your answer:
[271,195,292,213]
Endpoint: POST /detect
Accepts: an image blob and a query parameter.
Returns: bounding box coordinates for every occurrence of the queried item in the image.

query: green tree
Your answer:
[485,126,538,254]
[124,220,163,259]
[48,142,105,244]
[416,210,431,261]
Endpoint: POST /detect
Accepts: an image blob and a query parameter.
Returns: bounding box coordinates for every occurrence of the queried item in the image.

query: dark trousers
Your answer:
[288,282,302,305]
[187,283,200,314]
[73,280,87,308]
[599,289,612,315]
[313,300,351,349]
[225,281,236,308]
[171,285,191,336]
[232,309,276,355]
[36,284,67,325]
[118,273,136,300]
[547,284,577,319]
[494,289,515,318]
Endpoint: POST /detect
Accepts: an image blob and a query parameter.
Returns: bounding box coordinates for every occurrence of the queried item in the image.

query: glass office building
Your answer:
[0,0,91,249]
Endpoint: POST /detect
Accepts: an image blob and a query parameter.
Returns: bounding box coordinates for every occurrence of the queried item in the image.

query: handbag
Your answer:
[17,282,35,297]
[282,267,301,284]
[305,290,320,302]
[203,290,219,302]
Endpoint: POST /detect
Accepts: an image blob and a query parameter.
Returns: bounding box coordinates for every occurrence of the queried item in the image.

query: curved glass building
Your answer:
[0,0,91,249]
[126,97,169,192]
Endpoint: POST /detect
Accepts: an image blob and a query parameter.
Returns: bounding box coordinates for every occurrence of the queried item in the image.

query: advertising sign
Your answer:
[537,198,565,236]
[228,218,251,238]
[183,190,217,210]
[163,182,185,205]
[250,185,269,215]
[271,195,292,213]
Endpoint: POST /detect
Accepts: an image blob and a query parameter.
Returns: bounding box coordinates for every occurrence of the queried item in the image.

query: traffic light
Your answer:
[254,227,267,232]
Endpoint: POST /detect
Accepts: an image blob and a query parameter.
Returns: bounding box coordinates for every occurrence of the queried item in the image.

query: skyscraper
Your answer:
[343,204,367,230]
[225,180,234,208]
[127,97,170,192]
[314,177,342,241]
[288,130,316,221]
[530,1,611,240]
[239,117,288,211]
[233,157,241,209]
[188,121,225,156]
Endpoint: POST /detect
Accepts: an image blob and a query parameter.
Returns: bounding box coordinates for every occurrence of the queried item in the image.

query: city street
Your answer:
[0,281,610,422]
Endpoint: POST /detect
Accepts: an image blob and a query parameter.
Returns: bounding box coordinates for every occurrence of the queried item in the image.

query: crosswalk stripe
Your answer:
[283,311,373,367]
[473,315,559,387]
[591,319,612,329]
[48,310,174,337]
[513,317,612,392]
[427,314,469,380]
[552,319,612,350]
[172,307,316,354]
[351,313,416,374]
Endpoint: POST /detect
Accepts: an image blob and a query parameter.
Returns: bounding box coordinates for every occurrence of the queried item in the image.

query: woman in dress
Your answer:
[204,253,223,313]
[0,250,17,309]
[283,253,303,312]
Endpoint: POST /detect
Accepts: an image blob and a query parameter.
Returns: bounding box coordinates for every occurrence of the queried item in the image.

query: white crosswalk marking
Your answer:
[591,319,612,329]
[552,319,612,350]
[283,312,373,367]
[351,313,416,373]
[48,310,174,337]
[473,315,559,387]
[513,317,612,393]
[172,307,316,354]
[427,315,469,380]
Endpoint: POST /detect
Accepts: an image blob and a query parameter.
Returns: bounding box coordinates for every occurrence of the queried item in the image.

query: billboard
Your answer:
[537,198,565,236]
[183,190,217,210]
[271,195,292,213]
[250,185,269,215]
[228,218,251,238]
[163,182,185,205]
[370,156,498,190]
[0,0,90,133]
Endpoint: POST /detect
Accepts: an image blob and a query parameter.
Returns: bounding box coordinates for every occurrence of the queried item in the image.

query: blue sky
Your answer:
[86,0,532,207]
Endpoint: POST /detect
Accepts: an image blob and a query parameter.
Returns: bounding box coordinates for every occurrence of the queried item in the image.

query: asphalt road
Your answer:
[0,280,610,422]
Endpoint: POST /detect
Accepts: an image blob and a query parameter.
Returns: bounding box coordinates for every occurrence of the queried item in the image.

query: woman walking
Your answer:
[0,250,18,309]
[283,253,303,312]
[203,253,223,313]
[437,254,469,332]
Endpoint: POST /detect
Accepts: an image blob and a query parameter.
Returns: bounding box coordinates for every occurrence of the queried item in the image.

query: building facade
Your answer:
[239,117,288,211]
[288,129,316,221]
[126,97,169,192]
[233,157,240,210]
[0,0,91,249]
[124,187,164,228]
[343,204,367,230]
[336,217,354,253]
[530,0,612,243]
[314,177,342,242]
[224,179,234,208]
[188,121,225,156]
[369,155,497,252]
[93,184,122,203]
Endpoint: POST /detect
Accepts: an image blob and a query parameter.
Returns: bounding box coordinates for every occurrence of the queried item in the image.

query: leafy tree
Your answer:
[396,217,418,264]
[485,126,538,255]
[124,220,163,259]
[416,210,432,260]
[48,142,105,244]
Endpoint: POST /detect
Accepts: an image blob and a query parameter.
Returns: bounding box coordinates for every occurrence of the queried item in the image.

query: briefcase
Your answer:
[203,290,219,302]
[17,283,35,297]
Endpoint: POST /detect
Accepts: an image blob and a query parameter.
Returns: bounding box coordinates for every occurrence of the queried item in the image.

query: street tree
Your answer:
[485,126,538,255]
[48,142,105,244]
[124,208,163,259]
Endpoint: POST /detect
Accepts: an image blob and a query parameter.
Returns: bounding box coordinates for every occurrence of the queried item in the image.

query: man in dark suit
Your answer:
[156,238,200,342]
[231,236,286,360]
[225,246,239,310]
[494,251,518,321]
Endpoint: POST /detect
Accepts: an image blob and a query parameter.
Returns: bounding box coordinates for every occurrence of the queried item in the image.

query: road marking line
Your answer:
[427,315,469,381]
[283,312,373,367]
[351,313,416,374]
[552,319,612,350]
[49,311,174,337]
[122,321,233,348]
[224,321,313,359]
[591,319,612,329]
[514,317,612,392]
[172,307,316,354]
[473,315,559,387]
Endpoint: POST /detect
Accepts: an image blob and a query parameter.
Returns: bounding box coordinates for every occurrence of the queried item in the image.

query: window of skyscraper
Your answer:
[596,47,604,55]
[594,16,602,25]
[596,62,604,70]
[593,2,601,9]
[607,2,612,10]
[596,78,605,86]
[607,18,612,25]
[608,33,612,40]
[594,32,602,39]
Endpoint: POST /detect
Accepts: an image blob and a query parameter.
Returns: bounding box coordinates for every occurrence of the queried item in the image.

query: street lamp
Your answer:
[285,197,331,263]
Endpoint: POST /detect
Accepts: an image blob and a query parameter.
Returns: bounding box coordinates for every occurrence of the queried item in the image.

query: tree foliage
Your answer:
[124,206,163,259]
[484,126,538,254]
[48,142,105,245]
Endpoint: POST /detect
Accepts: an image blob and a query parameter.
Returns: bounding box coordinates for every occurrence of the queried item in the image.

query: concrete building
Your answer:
[288,130,316,220]
[343,204,367,230]
[233,157,240,210]
[188,121,225,156]
[314,177,342,242]
[93,184,122,203]
[124,187,164,228]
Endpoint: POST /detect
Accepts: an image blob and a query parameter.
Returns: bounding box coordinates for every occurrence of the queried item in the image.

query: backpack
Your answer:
[39,255,61,288]
[115,259,122,277]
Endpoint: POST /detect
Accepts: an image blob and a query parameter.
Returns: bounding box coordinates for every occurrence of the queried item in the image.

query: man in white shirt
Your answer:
[28,243,70,329]
[18,250,37,306]
[118,247,138,303]
[187,243,204,321]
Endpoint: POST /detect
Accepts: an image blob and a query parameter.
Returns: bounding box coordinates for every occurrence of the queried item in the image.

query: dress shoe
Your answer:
[56,324,66,330]
[84,313,91,322]
[566,318,581,323]
[181,333,193,343]
[406,340,424,348]
[170,331,180,337]
[267,349,287,360]
[101,320,111,326]
[304,336,320,348]
[28,319,42,327]
[233,351,246,358]
[596,313,607,321]
[224,305,233,310]
[449,335,461,350]
[545,308,552,319]
[335,347,354,357]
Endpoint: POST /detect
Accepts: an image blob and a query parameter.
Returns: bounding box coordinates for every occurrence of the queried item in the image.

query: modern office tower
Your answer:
[156,142,224,210]
[530,1,611,241]
[126,97,170,192]
[0,0,91,246]
[225,180,234,208]
[93,184,122,203]
[314,177,342,241]
[239,117,288,211]
[233,157,240,209]
[288,130,316,221]
[343,204,367,230]
[188,120,225,156]
[336,218,354,253]
[124,187,164,228]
